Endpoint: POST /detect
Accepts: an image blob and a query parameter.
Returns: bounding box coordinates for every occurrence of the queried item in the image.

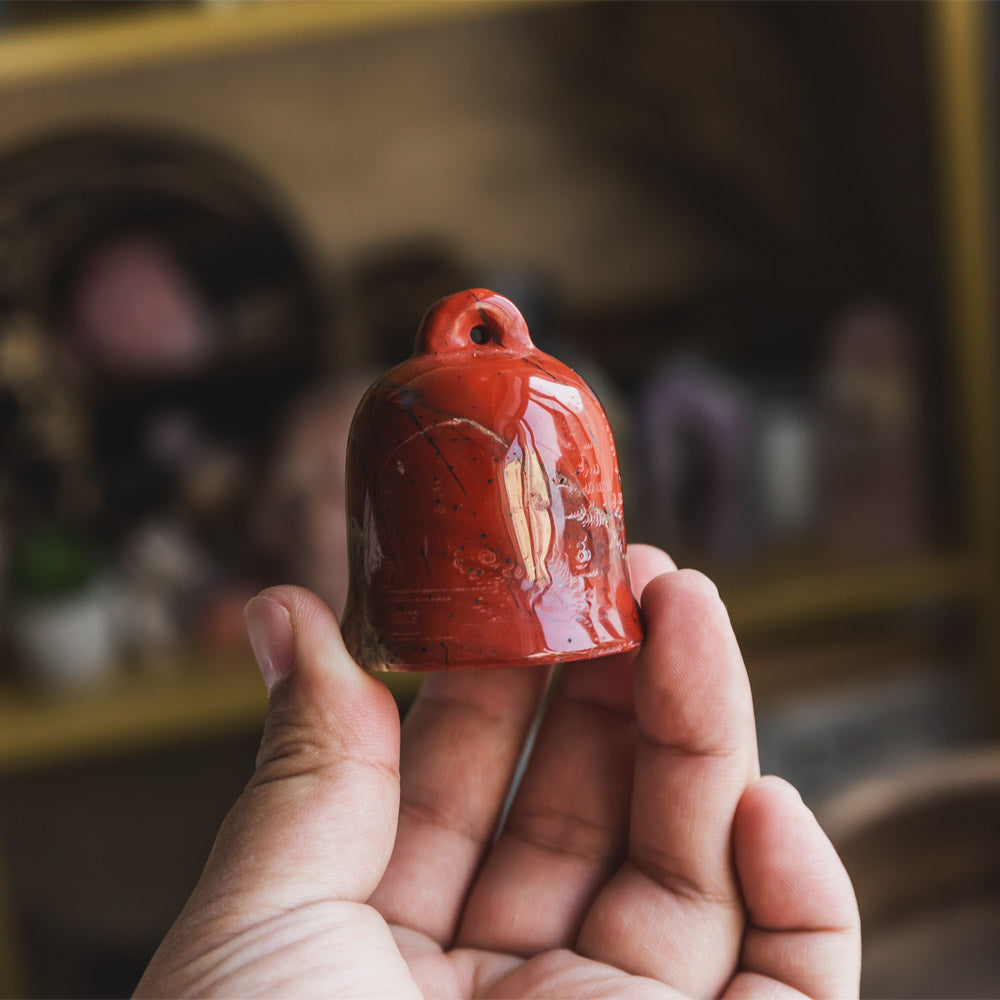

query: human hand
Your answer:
[135,545,860,999]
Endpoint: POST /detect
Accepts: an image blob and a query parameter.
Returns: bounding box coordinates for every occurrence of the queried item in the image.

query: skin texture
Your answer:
[135,545,860,999]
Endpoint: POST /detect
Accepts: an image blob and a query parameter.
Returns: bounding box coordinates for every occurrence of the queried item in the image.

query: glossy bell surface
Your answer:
[341,289,643,672]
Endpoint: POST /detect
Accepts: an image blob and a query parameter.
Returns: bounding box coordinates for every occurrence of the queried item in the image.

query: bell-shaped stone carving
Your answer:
[341,289,643,672]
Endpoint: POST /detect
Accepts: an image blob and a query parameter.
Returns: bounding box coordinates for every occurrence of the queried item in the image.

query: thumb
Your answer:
[197,586,402,913]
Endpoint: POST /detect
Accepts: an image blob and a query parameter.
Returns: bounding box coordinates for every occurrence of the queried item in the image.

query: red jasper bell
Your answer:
[341,288,643,672]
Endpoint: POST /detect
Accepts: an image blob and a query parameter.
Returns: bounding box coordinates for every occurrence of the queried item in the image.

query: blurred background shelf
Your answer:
[0,653,425,774]
[0,654,266,774]
[0,547,983,775]
[0,0,525,88]
[723,549,985,637]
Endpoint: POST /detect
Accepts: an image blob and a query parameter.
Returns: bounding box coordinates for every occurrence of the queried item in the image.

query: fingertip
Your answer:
[734,776,809,855]
[249,584,393,717]
[254,584,352,668]
[735,775,859,932]
[754,773,805,808]
[734,775,812,861]
[626,543,677,600]
[634,569,745,733]
[254,583,342,638]
[641,566,722,616]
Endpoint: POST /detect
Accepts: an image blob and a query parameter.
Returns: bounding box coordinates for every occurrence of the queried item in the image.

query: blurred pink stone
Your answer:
[67,235,214,374]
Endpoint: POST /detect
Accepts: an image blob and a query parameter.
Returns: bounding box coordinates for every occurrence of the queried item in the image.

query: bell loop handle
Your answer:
[414,288,535,356]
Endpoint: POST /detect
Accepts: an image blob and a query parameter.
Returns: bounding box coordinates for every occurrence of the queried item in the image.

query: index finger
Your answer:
[369,663,550,946]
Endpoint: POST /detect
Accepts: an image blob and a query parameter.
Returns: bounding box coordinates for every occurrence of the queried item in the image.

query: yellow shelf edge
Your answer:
[0,661,267,773]
[0,0,528,89]
[0,650,424,773]
[724,551,985,635]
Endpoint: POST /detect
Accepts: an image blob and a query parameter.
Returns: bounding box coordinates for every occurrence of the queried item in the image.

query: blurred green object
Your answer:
[8,527,96,598]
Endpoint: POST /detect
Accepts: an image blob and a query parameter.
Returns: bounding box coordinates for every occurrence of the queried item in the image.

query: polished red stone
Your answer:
[341,289,643,672]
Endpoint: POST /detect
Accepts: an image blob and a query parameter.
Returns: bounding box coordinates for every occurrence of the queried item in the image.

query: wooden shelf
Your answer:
[0,0,527,89]
[723,550,986,636]
[0,653,266,773]
[0,549,981,774]
[0,650,423,774]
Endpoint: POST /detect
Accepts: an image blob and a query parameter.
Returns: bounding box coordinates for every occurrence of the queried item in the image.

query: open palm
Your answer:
[136,546,859,999]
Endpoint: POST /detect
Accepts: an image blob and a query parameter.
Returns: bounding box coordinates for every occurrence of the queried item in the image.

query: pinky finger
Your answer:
[725,776,861,1000]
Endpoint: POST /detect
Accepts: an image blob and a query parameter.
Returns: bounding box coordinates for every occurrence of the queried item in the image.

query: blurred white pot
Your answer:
[9,577,118,691]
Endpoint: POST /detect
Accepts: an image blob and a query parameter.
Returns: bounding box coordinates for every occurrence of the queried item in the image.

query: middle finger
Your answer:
[369,664,551,946]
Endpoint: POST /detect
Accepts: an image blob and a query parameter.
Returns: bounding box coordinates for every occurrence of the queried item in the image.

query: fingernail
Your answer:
[245,595,295,692]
